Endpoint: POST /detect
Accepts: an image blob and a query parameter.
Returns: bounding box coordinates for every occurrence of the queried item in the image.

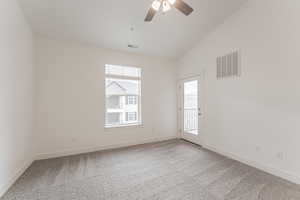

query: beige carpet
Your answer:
[2,139,300,200]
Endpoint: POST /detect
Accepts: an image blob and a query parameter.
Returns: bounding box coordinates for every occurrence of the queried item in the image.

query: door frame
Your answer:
[178,74,204,146]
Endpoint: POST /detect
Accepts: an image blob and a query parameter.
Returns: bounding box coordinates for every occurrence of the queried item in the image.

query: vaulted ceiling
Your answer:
[18,0,247,58]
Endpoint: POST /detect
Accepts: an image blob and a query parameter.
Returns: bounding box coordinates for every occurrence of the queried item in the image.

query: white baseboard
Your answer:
[203,143,300,185]
[0,157,35,198]
[35,136,178,160]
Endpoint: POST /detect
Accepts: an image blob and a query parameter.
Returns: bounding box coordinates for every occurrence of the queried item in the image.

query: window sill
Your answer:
[104,123,142,129]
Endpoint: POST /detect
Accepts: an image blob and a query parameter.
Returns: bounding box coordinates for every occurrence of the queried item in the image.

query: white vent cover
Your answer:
[217,51,240,79]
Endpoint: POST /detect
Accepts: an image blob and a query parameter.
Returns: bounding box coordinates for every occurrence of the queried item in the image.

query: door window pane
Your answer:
[184,80,198,135]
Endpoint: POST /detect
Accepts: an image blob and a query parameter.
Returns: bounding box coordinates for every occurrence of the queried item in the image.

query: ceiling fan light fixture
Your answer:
[162,1,171,12]
[151,0,161,11]
[145,0,193,22]
[168,0,176,5]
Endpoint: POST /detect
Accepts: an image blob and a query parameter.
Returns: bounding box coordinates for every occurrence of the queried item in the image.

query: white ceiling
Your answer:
[18,0,247,59]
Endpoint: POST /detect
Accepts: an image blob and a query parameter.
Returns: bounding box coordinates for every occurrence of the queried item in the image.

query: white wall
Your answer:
[0,0,36,196]
[177,0,300,183]
[36,37,177,158]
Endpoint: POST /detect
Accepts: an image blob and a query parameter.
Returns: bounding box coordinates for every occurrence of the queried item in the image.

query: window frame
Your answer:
[104,65,142,128]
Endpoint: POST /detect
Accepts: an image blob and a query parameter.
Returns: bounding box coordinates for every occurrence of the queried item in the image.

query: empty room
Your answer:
[1,0,300,199]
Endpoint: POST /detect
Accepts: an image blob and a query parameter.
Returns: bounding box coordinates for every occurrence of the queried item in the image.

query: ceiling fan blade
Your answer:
[145,7,157,22]
[174,0,194,16]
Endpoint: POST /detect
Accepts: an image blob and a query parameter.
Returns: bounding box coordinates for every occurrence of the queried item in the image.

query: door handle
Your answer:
[198,108,201,116]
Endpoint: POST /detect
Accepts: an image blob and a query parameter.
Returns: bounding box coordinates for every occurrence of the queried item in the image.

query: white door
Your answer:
[178,76,203,145]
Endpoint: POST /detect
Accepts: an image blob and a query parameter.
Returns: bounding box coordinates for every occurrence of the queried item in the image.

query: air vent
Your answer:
[217,50,240,79]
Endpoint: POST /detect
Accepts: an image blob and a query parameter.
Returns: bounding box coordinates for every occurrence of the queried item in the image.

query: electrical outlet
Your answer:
[276,152,284,160]
[255,146,261,152]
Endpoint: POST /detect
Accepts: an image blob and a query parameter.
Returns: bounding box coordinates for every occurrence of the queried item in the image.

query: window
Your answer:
[126,112,137,122]
[105,64,141,128]
[126,96,137,105]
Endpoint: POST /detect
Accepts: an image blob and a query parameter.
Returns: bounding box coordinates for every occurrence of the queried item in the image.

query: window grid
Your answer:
[126,112,137,122]
[127,96,137,105]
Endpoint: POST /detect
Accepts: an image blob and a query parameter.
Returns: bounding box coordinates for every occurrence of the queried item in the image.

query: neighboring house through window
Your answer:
[126,96,137,105]
[126,112,137,122]
[105,64,141,127]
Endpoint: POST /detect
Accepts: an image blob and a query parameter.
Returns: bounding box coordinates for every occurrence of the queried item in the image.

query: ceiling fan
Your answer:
[145,0,194,22]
